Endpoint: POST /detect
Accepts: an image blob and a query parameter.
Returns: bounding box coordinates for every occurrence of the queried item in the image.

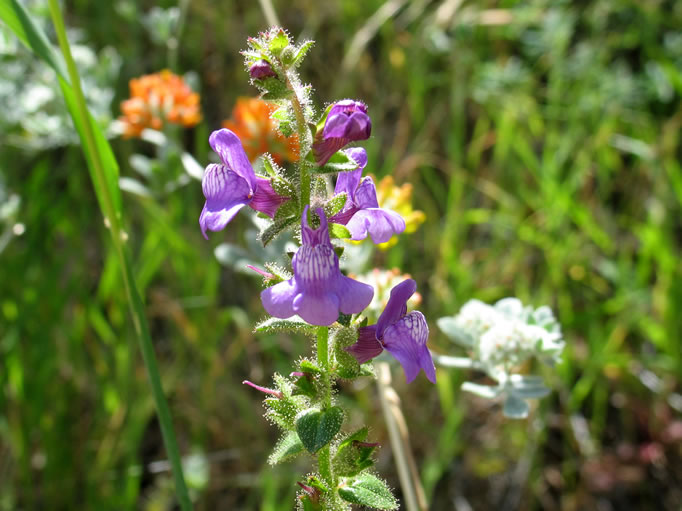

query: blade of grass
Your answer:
[0,1,192,509]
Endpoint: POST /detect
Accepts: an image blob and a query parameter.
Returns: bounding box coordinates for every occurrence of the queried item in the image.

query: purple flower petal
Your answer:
[346,208,406,244]
[199,163,252,239]
[261,279,299,318]
[377,279,416,339]
[353,178,380,209]
[313,100,371,166]
[292,291,340,326]
[382,311,435,383]
[345,325,383,364]
[209,129,257,189]
[336,275,374,315]
[249,177,288,218]
[345,147,368,170]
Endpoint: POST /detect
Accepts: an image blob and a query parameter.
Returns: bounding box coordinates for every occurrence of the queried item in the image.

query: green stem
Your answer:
[47,3,192,510]
[316,326,334,488]
[285,72,312,210]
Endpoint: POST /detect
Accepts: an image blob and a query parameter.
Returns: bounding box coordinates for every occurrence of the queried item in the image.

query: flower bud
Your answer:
[249,60,277,80]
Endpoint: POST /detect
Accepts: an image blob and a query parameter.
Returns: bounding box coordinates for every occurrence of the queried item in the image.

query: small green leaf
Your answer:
[268,431,305,465]
[333,427,377,477]
[314,150,360,174]
[260,77,293,101]
[334,246,345,258]
[324,192,348,217]
[329,223,351,239]
[292,40,315,67]
[295,407,344,453]
[260,215,298,246]
[255,317,317,337]
[338,473,397,510]
[299,359,321,374]
[268,29,290,56]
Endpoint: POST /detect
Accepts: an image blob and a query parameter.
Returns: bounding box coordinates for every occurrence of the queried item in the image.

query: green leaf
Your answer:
[255,317,317,337]
[314,150,360,174]
[329,223,351,239]
[260,77,293,100]
[298,359,321,374]
[333,427,377,477]
[260,215,298,246]
[338,473,397,510]
[268,29,290,56]
[268,431,305,465]
[295,407,344,453]
[324,192,348,217]
[292,40,315,67]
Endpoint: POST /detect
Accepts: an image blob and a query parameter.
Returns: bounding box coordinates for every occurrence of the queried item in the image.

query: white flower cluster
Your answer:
[437,298,565,418]
[453,298,563,375]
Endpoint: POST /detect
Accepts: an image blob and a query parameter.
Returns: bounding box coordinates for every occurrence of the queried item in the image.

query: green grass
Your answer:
[1,0,681,509]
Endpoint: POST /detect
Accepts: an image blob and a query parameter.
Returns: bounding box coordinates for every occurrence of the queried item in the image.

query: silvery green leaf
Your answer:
[508,375,551,399]
[214,243,254,273]
[436,316,476,347]
[181,152,204,180]
[119,177,152,198]
[461,381,501,399]
[129,154,153,177]
[503,394,530,419]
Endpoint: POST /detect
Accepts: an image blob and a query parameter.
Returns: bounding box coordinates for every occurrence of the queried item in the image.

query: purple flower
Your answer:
[261,206,374,326]
[313,100,372,166]
[330,148,405,244]
[346,279,436,383]
[200,129,287,239]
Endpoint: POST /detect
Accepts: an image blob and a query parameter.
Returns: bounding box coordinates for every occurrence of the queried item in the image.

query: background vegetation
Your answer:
[1,0,681,509]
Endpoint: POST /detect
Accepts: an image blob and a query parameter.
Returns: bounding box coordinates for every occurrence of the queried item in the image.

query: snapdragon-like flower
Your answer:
[313,100,372,166]
[200,129,287,239]
[346,279,436,383]
[261,206,374,326]
[331,148,405,244]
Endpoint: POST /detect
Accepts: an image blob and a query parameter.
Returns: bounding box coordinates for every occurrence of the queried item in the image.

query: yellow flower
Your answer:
[119,70,201,138]
[373,175,426,249]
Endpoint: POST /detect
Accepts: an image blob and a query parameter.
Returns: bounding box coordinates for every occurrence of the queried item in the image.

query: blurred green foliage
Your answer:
[1,0,681,510]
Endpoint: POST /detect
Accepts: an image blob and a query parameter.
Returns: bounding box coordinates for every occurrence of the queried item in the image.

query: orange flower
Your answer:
[222,97,299,164]
[119,70,201,138]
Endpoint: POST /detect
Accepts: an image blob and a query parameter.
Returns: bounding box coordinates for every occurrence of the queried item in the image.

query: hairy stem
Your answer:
[285,72,312,210]
[316,326,335,488]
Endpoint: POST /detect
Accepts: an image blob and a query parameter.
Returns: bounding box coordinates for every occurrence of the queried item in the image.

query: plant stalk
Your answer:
[316,326,334,488]
[47,2,192,510]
